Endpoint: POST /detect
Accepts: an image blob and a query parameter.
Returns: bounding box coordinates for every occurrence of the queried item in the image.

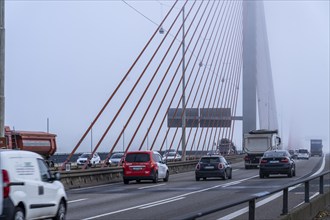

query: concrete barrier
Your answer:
[280,190,330,220]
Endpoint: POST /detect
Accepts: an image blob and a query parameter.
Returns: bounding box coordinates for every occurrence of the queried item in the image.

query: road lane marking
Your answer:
[70,182,123,191]
[222,175,259,188]
[82,175,259,219]
[218,156,326,220]
[138,183,166,189]
[68,198,88,204]
[82,197,185,220]
[139,197,185,209]
[293,192,320,209]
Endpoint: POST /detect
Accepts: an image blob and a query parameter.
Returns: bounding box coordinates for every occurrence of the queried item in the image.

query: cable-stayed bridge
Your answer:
[62,0,278,169]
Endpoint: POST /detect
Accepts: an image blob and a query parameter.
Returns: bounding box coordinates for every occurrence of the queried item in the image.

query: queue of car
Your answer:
[0,144,314,220]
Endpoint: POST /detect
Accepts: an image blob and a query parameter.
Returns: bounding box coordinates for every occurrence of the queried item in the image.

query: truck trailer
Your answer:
[4,126,57,166]
[310,139,323,157]
[243,129,281,169]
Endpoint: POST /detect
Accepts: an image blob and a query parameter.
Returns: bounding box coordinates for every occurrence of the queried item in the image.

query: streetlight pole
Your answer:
[181,5,186,161]
[90,127,93,153]
[0,0,4,139]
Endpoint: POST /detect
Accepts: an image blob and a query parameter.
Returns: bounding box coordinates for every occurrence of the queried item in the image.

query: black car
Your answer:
[259,150,296,178]
[195,155,232,181]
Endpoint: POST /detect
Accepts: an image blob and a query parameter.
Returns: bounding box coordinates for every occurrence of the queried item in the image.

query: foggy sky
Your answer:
[4,1,329,153]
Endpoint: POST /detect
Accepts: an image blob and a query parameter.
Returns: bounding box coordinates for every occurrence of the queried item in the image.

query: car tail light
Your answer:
[218,163,224,169]
[2,169,10,198]
[281,158,289,163]
[260,159,267,164]
[196,163,200,170]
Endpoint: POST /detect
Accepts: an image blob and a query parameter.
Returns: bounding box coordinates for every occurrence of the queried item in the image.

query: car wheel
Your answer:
[259,171,264,179]
[245,165,249,169]
[124,179,129,184]
[228,170,232,179]
[153,172,158,183]
[53,200,66,220]
[203,177,207,180]
[136,180,141,183]
[223,171,227,180]
[13,207,24,220]
[164,171,169,182]
[195,176,200,181]
[288,167,294,178]
[293,167,296,176]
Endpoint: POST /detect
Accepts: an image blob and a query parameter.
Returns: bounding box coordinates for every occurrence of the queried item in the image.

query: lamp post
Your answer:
[0,0,4,139]
[181,6,187,161]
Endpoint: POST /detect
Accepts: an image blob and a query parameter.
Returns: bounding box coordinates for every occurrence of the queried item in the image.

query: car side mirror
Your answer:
[52,172,61,181]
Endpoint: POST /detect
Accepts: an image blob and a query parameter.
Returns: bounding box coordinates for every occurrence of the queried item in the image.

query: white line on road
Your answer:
[139,197,185,209]
[293,192,320,209]
[70,182,123,191]
[82,196,185,220]
[82,175,259,219]
[138,183,166,189]
[68,198,88,204]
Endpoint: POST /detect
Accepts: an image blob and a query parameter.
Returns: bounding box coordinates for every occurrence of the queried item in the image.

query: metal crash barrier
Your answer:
[176,170,330,220]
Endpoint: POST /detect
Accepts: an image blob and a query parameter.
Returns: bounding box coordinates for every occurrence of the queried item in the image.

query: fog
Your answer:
[4,1,329,153]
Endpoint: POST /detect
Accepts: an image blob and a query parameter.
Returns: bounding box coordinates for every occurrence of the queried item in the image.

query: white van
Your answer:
[0,149,67,220]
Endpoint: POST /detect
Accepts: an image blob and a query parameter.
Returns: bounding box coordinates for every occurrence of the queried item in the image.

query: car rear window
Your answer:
[264,152,286,157]
[200,157,220,163]
[298,149,308,153]
[111,153,123,159]
[125,153,150,162]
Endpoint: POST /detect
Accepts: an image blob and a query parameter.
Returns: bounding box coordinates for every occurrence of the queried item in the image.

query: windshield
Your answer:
[80,153,91,158]
[298,149,308,153]
[264,151,287,157]
[111,153,124,159]
[200,157,220,163]
[166,152,177,156]
[125,153,150,162]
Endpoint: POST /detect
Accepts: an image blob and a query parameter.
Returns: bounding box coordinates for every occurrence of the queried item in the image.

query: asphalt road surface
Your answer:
[66,155,330,220]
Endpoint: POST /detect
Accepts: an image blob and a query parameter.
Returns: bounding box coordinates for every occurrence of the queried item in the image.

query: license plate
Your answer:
[205,166,214,169]
[132,167,142,170]
[269,161,279,163]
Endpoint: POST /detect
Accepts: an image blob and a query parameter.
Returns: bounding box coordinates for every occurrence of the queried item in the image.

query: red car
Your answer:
[122,151,169,184]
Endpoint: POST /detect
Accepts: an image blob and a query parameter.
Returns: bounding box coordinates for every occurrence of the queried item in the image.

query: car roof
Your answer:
[126,151,158,154]
[201,155,223,158]
[0,149,42,158]
[265,150,287,153]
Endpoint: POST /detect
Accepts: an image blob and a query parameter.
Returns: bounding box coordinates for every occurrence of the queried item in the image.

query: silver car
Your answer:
[108,152,124,166]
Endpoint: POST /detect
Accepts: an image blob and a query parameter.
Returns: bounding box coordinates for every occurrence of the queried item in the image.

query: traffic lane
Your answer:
[138,157,325,220]
[68,174,291,219]
[65,157,322,220]
[89,172,304,220]
[66,163,258,219]
[196,155,329,220]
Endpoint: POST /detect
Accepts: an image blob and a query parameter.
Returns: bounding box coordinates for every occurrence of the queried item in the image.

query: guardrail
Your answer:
[177,170,330,220]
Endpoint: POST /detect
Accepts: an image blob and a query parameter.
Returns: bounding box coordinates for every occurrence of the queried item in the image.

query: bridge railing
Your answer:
[176,170,330,220]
